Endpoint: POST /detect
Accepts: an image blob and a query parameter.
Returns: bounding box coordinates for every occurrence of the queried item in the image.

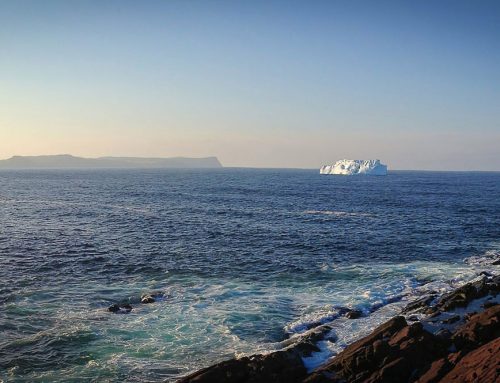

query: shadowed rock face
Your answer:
[177,349,307,383]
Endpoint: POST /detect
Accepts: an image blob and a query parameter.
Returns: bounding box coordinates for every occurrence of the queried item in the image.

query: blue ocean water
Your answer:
[0,169,499,382]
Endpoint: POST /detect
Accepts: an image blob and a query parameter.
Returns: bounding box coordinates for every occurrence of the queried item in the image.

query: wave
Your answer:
[303,210,373,217]
[281,250,499,371]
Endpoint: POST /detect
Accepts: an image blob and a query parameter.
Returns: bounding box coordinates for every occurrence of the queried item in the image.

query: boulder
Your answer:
[403,295,436,314]
[108,303,133,313]
[140,291,166,304]
[141,294,156,304]
[281,324,334,357]
[346,310,363,319]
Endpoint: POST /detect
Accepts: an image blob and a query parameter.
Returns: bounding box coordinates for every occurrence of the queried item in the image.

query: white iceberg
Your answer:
[320,159,387,175]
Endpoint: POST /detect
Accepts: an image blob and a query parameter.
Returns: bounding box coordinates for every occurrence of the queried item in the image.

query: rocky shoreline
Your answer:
[177,273,499,383]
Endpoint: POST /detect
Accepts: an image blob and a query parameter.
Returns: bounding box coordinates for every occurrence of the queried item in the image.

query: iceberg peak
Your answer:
[320,159,387,175]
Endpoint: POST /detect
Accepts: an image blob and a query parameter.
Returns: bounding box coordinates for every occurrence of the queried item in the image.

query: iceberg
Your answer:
[320,159,387,175]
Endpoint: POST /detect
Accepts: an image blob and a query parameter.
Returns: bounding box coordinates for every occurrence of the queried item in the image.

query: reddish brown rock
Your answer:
[439,337,500,383]
[177,278,500,383]
[415,358,452,383]
[303,317,406,383]
[432,276,499,313]
[452,304,500,350]
[304,317,448,383]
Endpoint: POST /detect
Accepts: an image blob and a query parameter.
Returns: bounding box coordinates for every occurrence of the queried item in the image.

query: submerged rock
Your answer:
[403,295,437,314]
[141,294,156,304]
[281,324,334,357]
[140,291,166,304]
[345,310,363,319]
[108,303,133,313]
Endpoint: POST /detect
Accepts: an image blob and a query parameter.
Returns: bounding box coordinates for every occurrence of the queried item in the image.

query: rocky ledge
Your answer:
[177,275,499,383]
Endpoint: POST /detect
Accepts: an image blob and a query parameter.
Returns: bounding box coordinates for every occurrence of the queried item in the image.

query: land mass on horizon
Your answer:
[0,154,223,169]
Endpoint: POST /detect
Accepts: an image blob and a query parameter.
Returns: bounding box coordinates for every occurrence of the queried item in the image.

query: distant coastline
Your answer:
[0,154,223,169]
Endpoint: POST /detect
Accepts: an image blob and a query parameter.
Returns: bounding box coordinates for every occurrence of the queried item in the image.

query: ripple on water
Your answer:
[0,169,500,381]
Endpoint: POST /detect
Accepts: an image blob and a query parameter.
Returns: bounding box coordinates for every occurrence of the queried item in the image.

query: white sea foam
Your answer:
[304,210,372,217]
[297,252,499,372]
[464,248,499,266]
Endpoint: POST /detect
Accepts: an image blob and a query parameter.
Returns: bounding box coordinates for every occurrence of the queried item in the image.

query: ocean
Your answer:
[1,169,499,382]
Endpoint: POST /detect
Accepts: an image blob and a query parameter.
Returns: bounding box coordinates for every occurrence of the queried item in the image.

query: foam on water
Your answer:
[303,210,373,217]
[299,251,499,371]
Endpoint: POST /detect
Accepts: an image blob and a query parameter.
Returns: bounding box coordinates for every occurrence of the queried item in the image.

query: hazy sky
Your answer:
[1,0,499,170]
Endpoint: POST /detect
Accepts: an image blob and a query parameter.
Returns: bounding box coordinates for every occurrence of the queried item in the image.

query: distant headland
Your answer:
[0,155,223,169]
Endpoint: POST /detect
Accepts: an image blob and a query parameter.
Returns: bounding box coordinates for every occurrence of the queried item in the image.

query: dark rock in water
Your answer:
[281,324,334,357]
[439,337,500,383]
[300,308,349,332]
[141,294,156,304]
[108,304,120,313]
[108,303,133,313]
[140,291,166,304]
[482,300,497,309]
[177,349,307,383]
[441,315,461,325]
[403,295,436,314]
[407,315,420,322]
[429,276,500,314]
[345,310,363,319]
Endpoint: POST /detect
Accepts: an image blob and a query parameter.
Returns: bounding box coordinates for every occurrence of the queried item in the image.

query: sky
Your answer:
[1,0,499,170]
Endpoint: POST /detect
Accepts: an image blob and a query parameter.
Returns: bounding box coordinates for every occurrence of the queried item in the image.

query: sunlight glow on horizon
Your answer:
[1,0,499,170]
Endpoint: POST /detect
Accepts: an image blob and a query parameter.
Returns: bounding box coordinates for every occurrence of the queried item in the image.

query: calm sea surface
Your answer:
[1,169,499,382]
